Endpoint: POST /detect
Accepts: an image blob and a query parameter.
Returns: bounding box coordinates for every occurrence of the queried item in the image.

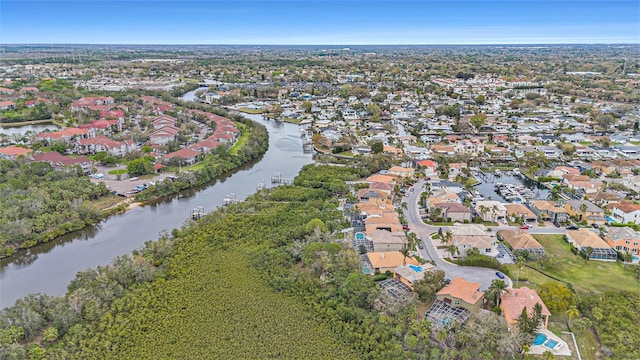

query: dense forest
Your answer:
[0,160,108,257]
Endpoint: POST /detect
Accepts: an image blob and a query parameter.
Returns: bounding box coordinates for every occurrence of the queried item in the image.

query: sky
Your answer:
[1,1,639,45]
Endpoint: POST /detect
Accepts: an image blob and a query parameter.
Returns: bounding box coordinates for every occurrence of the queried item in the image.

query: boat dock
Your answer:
[222,193,241,206]
[191,206,206,220]
[271,172,294,185]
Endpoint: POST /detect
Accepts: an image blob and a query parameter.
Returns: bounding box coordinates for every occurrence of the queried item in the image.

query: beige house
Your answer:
[435,277,484,312]
[388,166,415,178]
[497,230,546,259]
[370,230,407,252]
[503,203,537,223]
[564,200,606,226]
[565,228,617,261]
[365,252,420,273]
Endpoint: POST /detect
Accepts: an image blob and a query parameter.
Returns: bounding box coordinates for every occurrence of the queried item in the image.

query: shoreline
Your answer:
[0,119,59,127]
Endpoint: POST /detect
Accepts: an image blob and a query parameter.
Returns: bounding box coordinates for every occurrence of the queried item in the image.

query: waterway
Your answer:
[0,122,60,136]
[0,113,313,308]
[473,172,550,202]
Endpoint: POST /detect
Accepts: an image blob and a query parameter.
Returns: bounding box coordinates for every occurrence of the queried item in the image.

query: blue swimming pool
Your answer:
[408,265,423,272]
[355,232,364,240]
[545,339,559,349]
[533,333,547,346]
[605,215,617,223]
[633,255,639,262]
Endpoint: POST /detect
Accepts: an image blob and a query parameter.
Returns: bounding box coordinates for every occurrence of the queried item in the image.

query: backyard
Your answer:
[506,234,639,294]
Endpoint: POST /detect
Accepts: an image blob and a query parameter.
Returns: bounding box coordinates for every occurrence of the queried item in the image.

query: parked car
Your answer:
[519,225,529,230]
[495,272,505,279]
[402,224,410,231]
[418,242,424,249]
[566,225,579,230]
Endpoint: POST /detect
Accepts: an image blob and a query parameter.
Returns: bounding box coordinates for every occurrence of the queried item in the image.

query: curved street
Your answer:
[403,180,512,290]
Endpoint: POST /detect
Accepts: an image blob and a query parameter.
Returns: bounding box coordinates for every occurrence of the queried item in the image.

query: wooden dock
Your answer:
[271,172,293,185]
[222,193,241,206]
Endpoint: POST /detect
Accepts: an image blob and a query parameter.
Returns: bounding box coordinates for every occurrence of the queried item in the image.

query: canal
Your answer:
[473,171,550,202]
[0,113,313,308]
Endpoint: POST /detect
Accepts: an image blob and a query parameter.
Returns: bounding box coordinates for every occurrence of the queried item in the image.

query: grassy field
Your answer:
[236,108,265,114]
[229,122,249,155]
[506,234,639,294]
[107,169,127,175]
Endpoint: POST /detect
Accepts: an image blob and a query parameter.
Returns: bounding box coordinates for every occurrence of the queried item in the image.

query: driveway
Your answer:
[403,180,512,291]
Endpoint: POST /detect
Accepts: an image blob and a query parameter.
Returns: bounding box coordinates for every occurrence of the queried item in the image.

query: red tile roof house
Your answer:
[70,97,114,111]
[32,151,92,174]
[79,120,121,135]
[151,114,178,129]
[0,101,16,110]
[189,139,222,154]
[500,287,552,330]
[0,145,32,160]
[417,159,439,177]
[36,128,91,144]
[163,148,200,165]
[149,126,181,145]
[77,136,137,156]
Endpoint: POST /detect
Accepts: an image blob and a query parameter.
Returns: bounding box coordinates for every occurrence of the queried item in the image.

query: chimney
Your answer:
[380,252,384,259]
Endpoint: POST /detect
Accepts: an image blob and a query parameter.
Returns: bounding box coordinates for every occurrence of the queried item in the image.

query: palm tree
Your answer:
[447,245,459,259]
[585,246,594,260]
[488,279,508,306]
[443,230,454,246]
[478,205,489,222]
[566,305,580,329]
[400,247,411,266]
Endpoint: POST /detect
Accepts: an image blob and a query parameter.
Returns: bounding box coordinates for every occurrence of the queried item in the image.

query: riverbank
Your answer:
[0,118,62,127]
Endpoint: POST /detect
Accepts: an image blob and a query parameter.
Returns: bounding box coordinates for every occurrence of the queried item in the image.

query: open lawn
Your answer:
[506,234,640,294]
[237,108,265,114]
[229,122,248,155]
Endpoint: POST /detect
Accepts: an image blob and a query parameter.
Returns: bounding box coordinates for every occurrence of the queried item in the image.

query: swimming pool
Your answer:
[605,215,617,223]
[408,265,423,272]
[633,255,639,262]
[355,232,364,240]
[545,339,559,349]
[533,333,547,346]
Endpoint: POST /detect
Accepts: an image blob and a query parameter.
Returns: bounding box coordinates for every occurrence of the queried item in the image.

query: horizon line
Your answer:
[2,42,639,46]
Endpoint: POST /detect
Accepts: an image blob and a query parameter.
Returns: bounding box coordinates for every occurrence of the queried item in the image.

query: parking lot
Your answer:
[90,172,176,196]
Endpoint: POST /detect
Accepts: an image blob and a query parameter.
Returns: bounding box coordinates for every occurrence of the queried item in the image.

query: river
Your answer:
[0,113,313,308]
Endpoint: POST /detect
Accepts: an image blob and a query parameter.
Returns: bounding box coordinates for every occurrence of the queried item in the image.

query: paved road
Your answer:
[403,180,512,291]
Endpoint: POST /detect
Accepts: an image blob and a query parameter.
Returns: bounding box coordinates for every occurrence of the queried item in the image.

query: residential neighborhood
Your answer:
[1,44,639,360]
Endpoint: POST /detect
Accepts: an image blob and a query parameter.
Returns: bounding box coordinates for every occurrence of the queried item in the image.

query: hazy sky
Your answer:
[1,1,639,44]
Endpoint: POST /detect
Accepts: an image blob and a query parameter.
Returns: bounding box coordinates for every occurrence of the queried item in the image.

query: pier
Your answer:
[271,172,294,185]
[222,193,241,206]
[191,206,206,220]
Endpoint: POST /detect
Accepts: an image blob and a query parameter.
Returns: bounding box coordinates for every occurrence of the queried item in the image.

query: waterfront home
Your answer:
[473,200,507,222]
[605,226,640,255]
[497,230,546,259]
[527,200,568,225]
[503,203,538,223]
[500,287,551,330]
[564,200,606,226]
[565,228,617,261]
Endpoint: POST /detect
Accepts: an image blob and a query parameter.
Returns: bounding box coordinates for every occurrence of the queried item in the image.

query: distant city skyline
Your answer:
[1,1,639,45]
